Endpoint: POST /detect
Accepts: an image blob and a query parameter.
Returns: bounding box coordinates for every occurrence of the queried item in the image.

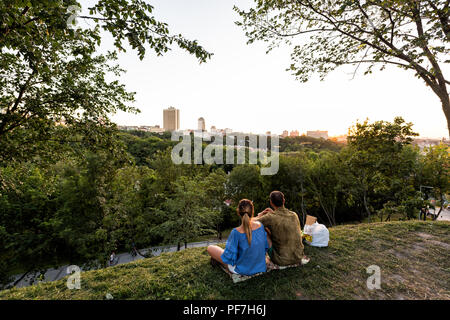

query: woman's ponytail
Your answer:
[237,199,254,245]
[242,213,252,245]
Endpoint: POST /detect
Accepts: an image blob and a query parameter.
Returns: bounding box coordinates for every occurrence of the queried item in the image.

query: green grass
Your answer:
[360,213,416,223]
[1,221,449,300]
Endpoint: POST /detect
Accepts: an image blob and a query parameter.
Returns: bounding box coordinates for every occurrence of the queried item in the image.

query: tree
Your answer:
[149,148,210,197]
[235,0,450,136]
[226,165,266,212]
[53,151,121,268]
[344,117,419,222]
[118,132,177,166]
[0,163,60,288]
[279,136,343,153]
[264,154,309,225]
[202,170,229,239]
[420,143,450,219]
[151,176,219,250]
[103,165,158,251]
[305,151,342,226]
[0,0,211,161]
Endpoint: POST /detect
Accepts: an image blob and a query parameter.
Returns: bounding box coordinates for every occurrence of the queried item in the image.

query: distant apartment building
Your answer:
[281,130,289,138]
[209,126,231,136]
[412,137,448,150]
[307,130,328,140]
[163,107,180,131]
[290,130,299,137]
[118,125,138,131]
[334,135,348,144]
[148,125,165,133]
[198,117,205,131]
[118,125,164,133]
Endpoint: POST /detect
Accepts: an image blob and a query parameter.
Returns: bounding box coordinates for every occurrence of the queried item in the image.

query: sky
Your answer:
[80,0,448,138]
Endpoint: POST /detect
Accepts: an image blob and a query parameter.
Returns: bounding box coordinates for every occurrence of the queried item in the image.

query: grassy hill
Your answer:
[1,221,449,300]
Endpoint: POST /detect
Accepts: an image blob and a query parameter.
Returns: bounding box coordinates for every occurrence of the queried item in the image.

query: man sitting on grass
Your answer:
[255,191,305,266]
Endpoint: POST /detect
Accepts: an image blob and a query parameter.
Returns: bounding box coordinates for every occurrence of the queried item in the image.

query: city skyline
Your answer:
[117,108,335,137]
[115,107,443,139]
[86,0,450,139]
[113,107,447,139]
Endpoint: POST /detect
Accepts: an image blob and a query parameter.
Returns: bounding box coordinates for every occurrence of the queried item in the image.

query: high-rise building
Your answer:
[281,130,289,138]
[307,130,328,140]
[290,130,299,137]
[198,117,205,131]
[163,107,180,131]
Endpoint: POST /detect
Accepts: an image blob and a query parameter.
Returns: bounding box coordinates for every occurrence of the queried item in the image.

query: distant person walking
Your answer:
[109,252,116,266]
[420,207,427,221]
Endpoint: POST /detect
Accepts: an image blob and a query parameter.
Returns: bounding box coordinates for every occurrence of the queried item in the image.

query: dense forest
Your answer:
[0,117,448,288]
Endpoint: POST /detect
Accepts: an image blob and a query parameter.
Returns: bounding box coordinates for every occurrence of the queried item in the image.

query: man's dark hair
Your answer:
[270,191,285,207]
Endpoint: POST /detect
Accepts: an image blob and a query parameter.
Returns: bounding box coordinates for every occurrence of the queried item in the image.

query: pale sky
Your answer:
[80,0,448,138]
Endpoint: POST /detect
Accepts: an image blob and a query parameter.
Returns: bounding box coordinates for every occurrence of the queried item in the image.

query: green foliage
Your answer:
[235,0,449,83]
[151,174,224,247]
[118,132,176,166]
[263,154,308,224]
[103,165,158,250]
[226,164,266,212]
[1,117,448,289]
[235,0,450,135]
[0,0,214,286]
[418,143,450,219]
[304,151,343,226]
[279,136,343,153]
[0,163,61,284]
[342,117,420,222]
[1,221,449,300]
[0,0,211,162]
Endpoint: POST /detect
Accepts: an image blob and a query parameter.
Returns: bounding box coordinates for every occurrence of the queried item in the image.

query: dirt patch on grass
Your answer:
[390,274,406,283]
[387,248,408,259]
[415,232,450,249]
[427,240,450,250]
[416,232,434,240]
[411,243,427,254]
[386,244,426,260]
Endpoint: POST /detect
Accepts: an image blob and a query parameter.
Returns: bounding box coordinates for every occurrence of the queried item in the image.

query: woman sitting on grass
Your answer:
[207,199,269,276]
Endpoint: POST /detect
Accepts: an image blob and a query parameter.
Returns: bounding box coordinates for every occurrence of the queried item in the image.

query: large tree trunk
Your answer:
[318,194,334,227]
[442,96,450,138]
[433,193,445,221]
[300,180,307,226]
[363,193,371,223]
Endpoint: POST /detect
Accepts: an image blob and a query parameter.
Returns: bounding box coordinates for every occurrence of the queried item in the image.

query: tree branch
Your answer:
[412,3,449,94]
